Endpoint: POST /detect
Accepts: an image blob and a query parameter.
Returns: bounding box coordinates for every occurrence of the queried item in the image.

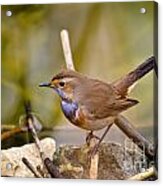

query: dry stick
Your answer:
[113,56,156,160]
[44,158,63,178]
[27,118,45,161]
[1,127,23,141]
[89,124,113,179]
[115,115,154,160]
[88,139,100,179]
[60,29,75,70]
[89,156,99,179]
[2,124,18,131]
[27,117,51,177]
[60,29,99,179]
[89,137,99,179]
[28,116,62,178]
[22,157,41,178]
[25,102,62,178]
[128,166,156,180]
[36,165,45,178]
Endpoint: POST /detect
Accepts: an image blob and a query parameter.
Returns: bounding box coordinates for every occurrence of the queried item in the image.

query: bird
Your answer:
[39,69,139,142]
[39,56,154,155]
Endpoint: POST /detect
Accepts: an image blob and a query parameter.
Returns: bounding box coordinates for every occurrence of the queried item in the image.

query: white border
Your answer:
[1,0,162,186]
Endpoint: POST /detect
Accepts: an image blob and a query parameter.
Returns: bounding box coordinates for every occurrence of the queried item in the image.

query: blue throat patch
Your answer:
[61,100,78,120]
[54,88,78,120]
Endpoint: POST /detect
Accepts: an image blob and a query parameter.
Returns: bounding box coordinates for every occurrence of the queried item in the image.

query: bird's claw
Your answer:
[86,131,100,146]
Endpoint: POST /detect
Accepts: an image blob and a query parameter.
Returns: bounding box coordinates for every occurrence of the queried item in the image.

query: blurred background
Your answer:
[1,2,157,148]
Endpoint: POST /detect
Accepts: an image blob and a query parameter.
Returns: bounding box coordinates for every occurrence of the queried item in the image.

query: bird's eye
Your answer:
[59,81,65,87]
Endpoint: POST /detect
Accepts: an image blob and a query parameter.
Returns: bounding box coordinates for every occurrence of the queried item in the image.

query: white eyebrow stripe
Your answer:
[61,77,74,82]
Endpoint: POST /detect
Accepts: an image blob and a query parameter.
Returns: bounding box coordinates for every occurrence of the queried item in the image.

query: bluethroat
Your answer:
[39,70,138,140]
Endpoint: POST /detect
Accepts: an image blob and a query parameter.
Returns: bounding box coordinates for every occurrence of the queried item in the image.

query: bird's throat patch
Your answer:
[61,100,78,120]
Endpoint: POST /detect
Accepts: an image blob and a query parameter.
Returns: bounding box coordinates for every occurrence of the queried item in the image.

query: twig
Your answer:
[90,154,99,179]
[22,157,41,178]
[128,166,156,180]
[1,127,23,141]
[27,118,45,161]
[36,165,46,178]
[89,154,99,179]
[24,102,50,177]
[2,124,18,131]
[44,158,63,178]
[89,137,99,179]
[24,101,63,178]
[89,124,113,179]
[60,29,75,70]
[115,115,154,160]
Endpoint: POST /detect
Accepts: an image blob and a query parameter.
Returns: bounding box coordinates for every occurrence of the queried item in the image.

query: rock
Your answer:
[1,139,152,179]
[53,142,148,179]
[1,138,56,177]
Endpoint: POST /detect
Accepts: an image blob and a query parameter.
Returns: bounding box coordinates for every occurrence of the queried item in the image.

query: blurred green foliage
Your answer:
[1,2,156,129]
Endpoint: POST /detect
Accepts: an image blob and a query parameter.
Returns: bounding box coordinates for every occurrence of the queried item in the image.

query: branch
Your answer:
[128,166,156,180]
[44,158,63,178]
[115,115,154,160]
[89,137,99,179]
[60,29,75,70]
[89,153,99,179]
[2,124,18,131]
[36,165,45,177]
[1,127,23,141]
[113,57,156,161]
[24,101,62,178]
[22,157,41,178]
[28,119,45,158]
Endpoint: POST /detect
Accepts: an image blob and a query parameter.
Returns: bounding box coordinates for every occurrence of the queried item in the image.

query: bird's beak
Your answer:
[39,82,51,88]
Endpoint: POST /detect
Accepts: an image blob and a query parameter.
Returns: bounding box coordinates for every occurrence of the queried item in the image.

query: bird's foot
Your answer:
[86,132,100,159]
[86,131,100,146]
[87,124,114,158]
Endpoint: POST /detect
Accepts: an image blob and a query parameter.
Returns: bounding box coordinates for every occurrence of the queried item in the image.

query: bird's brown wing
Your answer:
[75,79,139,119]
[92,98,139,119]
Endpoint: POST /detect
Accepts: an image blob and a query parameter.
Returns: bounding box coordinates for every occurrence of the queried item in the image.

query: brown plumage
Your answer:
[39,56,154,146]
[40,69,138,131]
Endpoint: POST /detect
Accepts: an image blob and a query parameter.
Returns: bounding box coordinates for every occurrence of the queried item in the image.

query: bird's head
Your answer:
[39,69,83,101]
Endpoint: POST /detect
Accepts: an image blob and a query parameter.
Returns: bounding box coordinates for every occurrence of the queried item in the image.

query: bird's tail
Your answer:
[113,56,156,96]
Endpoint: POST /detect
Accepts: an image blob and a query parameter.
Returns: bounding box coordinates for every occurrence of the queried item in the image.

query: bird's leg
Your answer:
[91,123,113,157]
[86,131,100,146]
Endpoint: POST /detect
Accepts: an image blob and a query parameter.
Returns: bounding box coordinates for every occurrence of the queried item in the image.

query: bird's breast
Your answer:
[61,100,78,121]
[61,100,114,131]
